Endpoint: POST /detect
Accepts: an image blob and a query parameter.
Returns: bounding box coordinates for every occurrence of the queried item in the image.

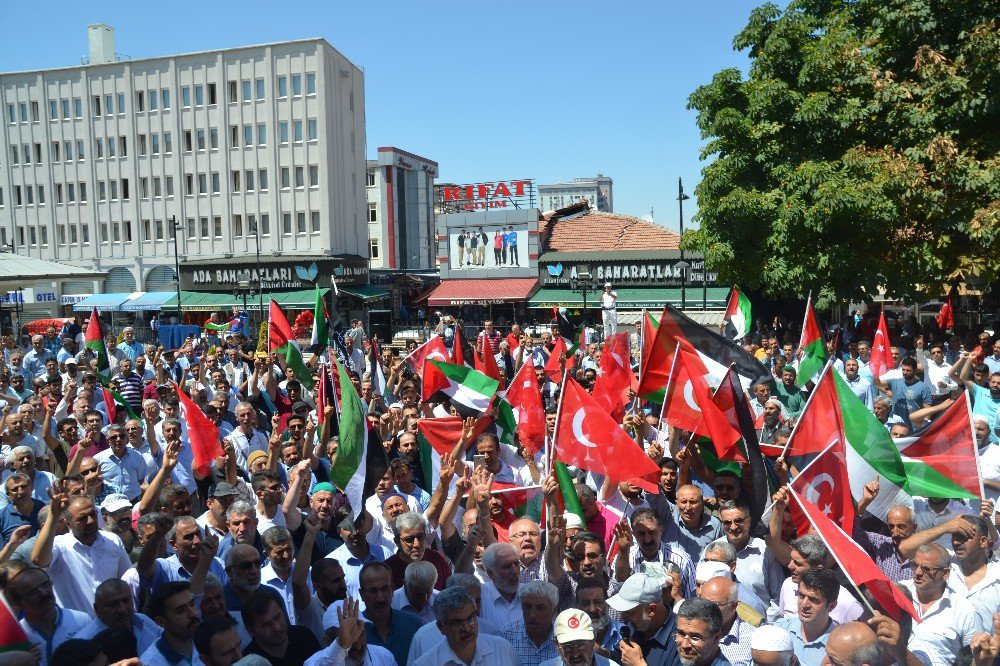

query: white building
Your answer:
[366,147,437,271]
[537,174,613,213]
[0,25,367,297]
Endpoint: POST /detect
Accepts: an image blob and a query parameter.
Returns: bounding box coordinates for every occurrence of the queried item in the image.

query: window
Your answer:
[368,203,377,222]
[213,216,222,238]
[211,172,220,194]
[120,136,127,157]
[34,143,41,163]
[279,122,288,143]
[280,168,290,189]
[258,169,268,191]
[95,138,104,159]
[58,225,66,245]
[163,132,172,154]
[161,89,170,109]
[64,141,72,161]
[245,170,254,191]
[0,186,4,207]
[185,218,194,238]
[297,212,306,233]
[108,137,116,157]
[110,180,118,200]
[39,227,48,246]
[230,125,239,147]
[143,220,151,241]
[228,81,238,102]
[100,223,109,243]
[149,89,158,111]
[277,76,287,97]
[153,177,162,197]
[208,83,217,105]
[62,99,70,118]
[6,104,13,123]
[79,182,87,201]
[151,134,159,155]
[307,118,317,140]
[182,86,191,106]
[136,91,144,112]
[282,213,292,235]
[22,144,30,164]
[30,101,38,122]
[195,85,204,106]
[293,120,303,142]
[81,224,90,243]
[255,78,264,100]
[210,128,218,149]
[198,173,207,195]
[38,186,45,205]
[166,177,174,196]
[76,140,84,160]
[292,74,301,96]
[369,238,380,259]
[184,131,193,152]
[306,73,316,94]
[234,215,243,236]
[112,222,120,243]
[310,211,320,232]
[104,95,112,116]
[242,80,251,102]
[56,184,63,204]
[138,134,147,156]
[74,97,82,117]
[244,125,253,146]
[257,123,266,145]
[295,167,304,188]
[29,228,36,246]
[49,100,57,119]
[25,186,33,205]
[14,186,21,205]
[51,142,60,161]
[156,220,165,241]
[124,220,133,242]
[141,178,149,198]
[118,93,125,113]
[232,171,241,192]
[309,165,318,186]
[71,225,79,243]
[67,183,75,202]
[99,181,106,201]
[185,174,194,195]
[19,103,27,122]
[200,217,209,238]
[259,214,269,236]
[121,178,129,200]
[9,146,17,165]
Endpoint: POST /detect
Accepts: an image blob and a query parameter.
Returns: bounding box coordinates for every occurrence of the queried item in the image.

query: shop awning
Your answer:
[529,287,729,310]
[338,285,390,302]
[72,292,142,312]
[426,278,539,307]
[120,291,175,312]
[161,288,330,312]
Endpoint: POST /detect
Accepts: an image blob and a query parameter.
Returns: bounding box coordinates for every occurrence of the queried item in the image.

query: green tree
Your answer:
[687,0,1000,307]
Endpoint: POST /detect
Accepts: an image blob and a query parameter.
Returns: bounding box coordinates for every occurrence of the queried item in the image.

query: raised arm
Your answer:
[292,514,320,612]
[138,440,181,515]
[31,489,68,568]
[282,460,311,532]
[898,514,976,561]
[188,533,220,597]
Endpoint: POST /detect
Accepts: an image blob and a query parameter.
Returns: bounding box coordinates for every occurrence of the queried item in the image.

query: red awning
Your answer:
[426,278,539,307]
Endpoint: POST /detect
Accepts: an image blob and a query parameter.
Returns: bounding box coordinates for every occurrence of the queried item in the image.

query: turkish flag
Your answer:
[555,377,660,493]
[406,336,450,376]
[475,344,503,389]
[869,312,892,380]
[592,332,633,420]
[452,325,467,367]
[790,438,855,535]
[544,336,569,383]
[790,488,918,622]
[173,381,223,476]
[505,357,546,456]
[782,365,845,457]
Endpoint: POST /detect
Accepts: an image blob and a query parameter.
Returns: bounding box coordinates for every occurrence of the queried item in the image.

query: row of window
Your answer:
[7,72,320,126]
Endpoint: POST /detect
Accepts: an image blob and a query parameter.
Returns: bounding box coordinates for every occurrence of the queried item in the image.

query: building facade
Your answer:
[537,174,613,213]
[0,25,367,298]
[366,146,437,271]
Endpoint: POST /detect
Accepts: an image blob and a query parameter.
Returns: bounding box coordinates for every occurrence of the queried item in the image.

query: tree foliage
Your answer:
[687,0,1000,307]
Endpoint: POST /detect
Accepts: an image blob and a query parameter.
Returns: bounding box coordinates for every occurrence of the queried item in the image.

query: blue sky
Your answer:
[2,1,760,229]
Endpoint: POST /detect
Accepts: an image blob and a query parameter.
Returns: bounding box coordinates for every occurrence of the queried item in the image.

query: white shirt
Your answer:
[479,581,523,633]
[257,504,287,535]
[261,561,313,622]
[710,537,784,607]
[412,633,520,666]
[777,577,865,625]
[408,615,502,665]
[912,498,975,549]
[978,444,1000,511]
[21,607,91,666]
[47,530,132,614]
[391,586,438,624]
[900,581,986,666]
[947,561,1000,622]
[75,612,162,655]
[365,493,422,552]
[924,359,956,397]
[227,427,269,471]
[303,640,396,666]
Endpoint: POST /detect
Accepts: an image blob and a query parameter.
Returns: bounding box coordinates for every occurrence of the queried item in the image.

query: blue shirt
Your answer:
[972,384,1000,423]
[119,340,145,362]
[0,499,42,544]
[363,608,423,666]
[22,348,54,378]
[147,553,228,592]
[774,617,838,666]
[327,542,387,600]
[885,377,931,418]
[94,448,148,500]
[507,231,518,246]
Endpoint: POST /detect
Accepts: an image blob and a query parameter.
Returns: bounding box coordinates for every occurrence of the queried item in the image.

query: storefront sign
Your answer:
[2,288,59,304]
[180,257,368,291]
[60,294,90,305]
[436,179,535,212]
[541,257,717,287]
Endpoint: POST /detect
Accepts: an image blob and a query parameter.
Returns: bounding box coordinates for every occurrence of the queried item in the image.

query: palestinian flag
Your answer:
[416,416,493,493]
[84,307,111,380]
[309,286,329,354]
[268,300,314,392]
[796,295,828,387]
[368,336,387,397]
[105,387,140,421]
[422,360,499,418]
[0,596,30,653]
[723,287,752,341]
[329,358,386,519]
[205,319,234,332]
[639,309,665,404]
[493,396,518,446]
[554,460,586,523]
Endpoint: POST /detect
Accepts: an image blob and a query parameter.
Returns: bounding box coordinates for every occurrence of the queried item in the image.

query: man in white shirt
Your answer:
[412,585,518,666]
[391,560,439,624]
[917,341,957,403]
[775,534,863,625]
[901,543,986,666]
[600,283,618,337]
[226,402,269,470]
[31,493,132,614]
[480,542,524,631]
[946,515,1000,622]
[75,579,162,656]
[711,500,785,608]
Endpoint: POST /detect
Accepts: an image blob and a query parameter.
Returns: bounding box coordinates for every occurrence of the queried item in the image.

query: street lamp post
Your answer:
[250,219,263,320]
[677,178,691,310]
[171,216,183,322]
[570,270,593,341]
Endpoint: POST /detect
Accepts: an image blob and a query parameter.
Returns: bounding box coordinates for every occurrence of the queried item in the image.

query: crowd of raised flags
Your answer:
[1,286,1000,665]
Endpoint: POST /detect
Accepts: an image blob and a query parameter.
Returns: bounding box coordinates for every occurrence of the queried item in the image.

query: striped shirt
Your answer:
[498,619,559,666]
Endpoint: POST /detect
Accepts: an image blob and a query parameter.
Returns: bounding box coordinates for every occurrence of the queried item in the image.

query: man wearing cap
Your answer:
[600,284,618,337]
[607,572,679,666]
[695,556,766,622]
[101,493,139,554]
[748,625,796,666]
[541,607,621,666]
[94,423,148,501]
[199,482,239,539]
[699,577,755,666]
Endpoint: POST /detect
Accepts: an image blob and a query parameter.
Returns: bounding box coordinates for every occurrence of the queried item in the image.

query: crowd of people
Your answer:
[2,308,1000,666]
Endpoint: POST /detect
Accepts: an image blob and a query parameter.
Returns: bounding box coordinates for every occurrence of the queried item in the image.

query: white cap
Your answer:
[695,561,731,583]
[100,494,132,514]
[321,599,367,631]
[750,625,794,652]
[563,513,585,530]
[604,283,612,288]
[553,609,593,644]
[606,573,663,612]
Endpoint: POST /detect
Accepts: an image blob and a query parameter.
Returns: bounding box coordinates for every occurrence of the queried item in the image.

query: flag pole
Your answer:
[966,392,987,501]
[548,364,572,479]
[780,360,833,459]
[798,290,812,353]
[658,345,682,452]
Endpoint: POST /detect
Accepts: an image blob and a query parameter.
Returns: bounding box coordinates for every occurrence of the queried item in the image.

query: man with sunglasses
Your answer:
[385,511,451,591]
[710,500,783,609]
[93,424,148,502]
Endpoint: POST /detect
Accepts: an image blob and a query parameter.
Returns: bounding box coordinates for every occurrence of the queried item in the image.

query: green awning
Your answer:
[338,285,390,302]
[529,287,729,309]
[162,288,329,311]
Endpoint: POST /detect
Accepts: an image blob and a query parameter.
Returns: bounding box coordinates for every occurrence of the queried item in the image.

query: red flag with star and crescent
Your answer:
[789,438,855,536]
[504,356,546,456]
[406,336,450,375]
[869,311,892,380]
[781,364,844,458]
[555,377,660,493]
[591,332,633,421]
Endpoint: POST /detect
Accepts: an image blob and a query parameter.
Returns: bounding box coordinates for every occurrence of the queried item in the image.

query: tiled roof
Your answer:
[540,211,681,253]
